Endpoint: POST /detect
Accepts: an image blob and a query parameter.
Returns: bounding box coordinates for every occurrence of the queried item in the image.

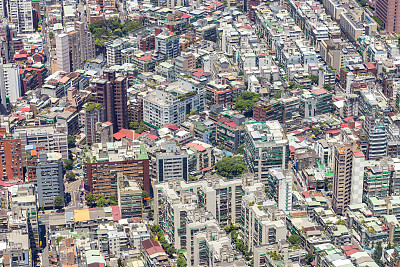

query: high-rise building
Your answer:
[143,81,206,128]
[243,121,289,184]
[56,34,70,73]
[332,141,364,215]
[156,143,188,183]
[86,159,150,197]
[155,30,180,59]
[84,102,102,145]
[241,184,286,252]
[89,70,128,132]
[56,22,95,72]
[266,168,293,211]
[376,0,400,33]
[7,0,34,33]
[117,174,142,219]
[10,184,39,252]
[15,125,68,160]
[0,63,21,113]
[0,136,23,182]
[36,153,64,208]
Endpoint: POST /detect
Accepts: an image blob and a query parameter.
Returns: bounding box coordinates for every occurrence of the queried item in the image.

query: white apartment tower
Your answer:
[56,22,95,72]
[56,34,70,73]
[0,63,21,113]
[7,0,34,33]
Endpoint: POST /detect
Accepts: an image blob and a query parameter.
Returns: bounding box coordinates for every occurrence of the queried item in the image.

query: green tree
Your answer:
[305,253,313,265]
[273,91,282,99]
[96,195,108,207]
[234,91,260,112]
[67,135,76,148]
[323,84,332,92]
[65,171,76,181]
[215,156,247,179]
[118,258,124,267]
[86,193,96,207]
[108,195,118,206]
[236,144,245,155]
[288,234,301,245]
[190,110,197,116]
[129,121,139,130]
[309,75,319,85]
[113,28,122,37]
[53,195,64,209]
[177,255,187,267]
[64,159,74,171]
[372,241,384,266]
[324,177,329,190]
[142,191,148,199]
[48,31,54,40]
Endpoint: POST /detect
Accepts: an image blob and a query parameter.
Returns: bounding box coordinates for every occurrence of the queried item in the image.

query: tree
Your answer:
[234,91,260,113]
[215,156,247,179]
[86,193,96,207]
[108,195,118,206]
[177,255,187,267]
[190,110,197,116]
[129,122,139,130]
[67,135,76,148]
[65,171,76,181]
[165,247,175,256]
[309,75,319,85]
[304,253,313,265]
[118,258,124,267]
[53,195,64,210]
[96,195,108,207]
[288,234,301,245]
[372,241,383,265]
[323,84,332,92]
[273,91,282,99]
[48,31,54,40]
[236,144,245,155]
[324,177,329,190]
[64,159,73,171]
[142,191,148,199]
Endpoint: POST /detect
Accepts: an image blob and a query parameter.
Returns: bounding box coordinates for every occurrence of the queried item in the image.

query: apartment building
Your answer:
[0,64,21,113]
[56,22,95,72]
[84,103,102,145]
[174,51,195,74]
[154,177,243,236]
[155,30,180,59]
[243,121,289,184]
[0,136,23,182]
[266,168,293,211]
[185,141,215,173]
[86,150,150,196]
[332,141,364,215]
[7,0,34,33]
[36,153,64,209]
[15,125,68,160]
[363,159,392,202]
[156,143,188,182]
[376,0,400,33]
[88,69,128,132]
[117,175,142,219]
[143,81,205,128]
[241,184,286,251]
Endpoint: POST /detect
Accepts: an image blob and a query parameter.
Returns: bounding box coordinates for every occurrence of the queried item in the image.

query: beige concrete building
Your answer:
[332,142,357,215]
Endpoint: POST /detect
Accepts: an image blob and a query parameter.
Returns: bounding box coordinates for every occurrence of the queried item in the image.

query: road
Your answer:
[38,214,50,267]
